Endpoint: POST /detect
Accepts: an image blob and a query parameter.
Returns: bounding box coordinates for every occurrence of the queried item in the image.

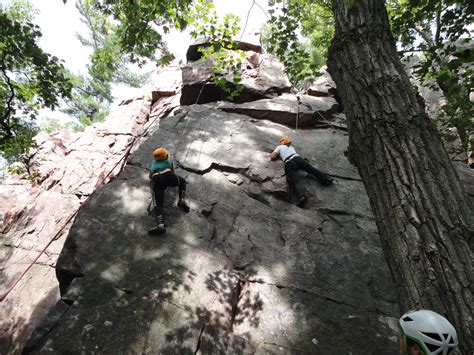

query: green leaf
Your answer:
[1,1,72,164]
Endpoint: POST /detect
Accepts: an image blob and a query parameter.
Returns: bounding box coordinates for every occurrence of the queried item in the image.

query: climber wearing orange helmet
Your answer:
[270,136,333,207]
[148,147,190,234]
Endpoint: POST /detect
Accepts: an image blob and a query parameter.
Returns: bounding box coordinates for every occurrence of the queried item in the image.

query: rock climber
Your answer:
[270,136,333,206]
[398,309,458,355]
[148,147,190,234]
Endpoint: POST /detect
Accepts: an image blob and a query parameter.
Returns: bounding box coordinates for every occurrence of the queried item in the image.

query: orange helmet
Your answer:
[153,147,169,160]
[279,136,291,145]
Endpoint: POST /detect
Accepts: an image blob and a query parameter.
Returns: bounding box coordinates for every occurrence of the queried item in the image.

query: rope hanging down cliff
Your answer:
[171,79,207,167]
[147,80,207,216]
[0,94,177,302]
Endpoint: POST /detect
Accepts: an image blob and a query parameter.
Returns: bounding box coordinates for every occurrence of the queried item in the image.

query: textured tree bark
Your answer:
[327,0,474,353]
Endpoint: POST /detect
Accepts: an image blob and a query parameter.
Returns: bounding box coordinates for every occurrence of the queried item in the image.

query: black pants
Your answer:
[151,171,186,216]
[284,156,327,199]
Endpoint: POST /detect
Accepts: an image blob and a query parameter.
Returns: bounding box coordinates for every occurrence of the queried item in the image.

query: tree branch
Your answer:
[1,65,16,138]
[415,25,435,48]
[77,0,101,50]
[397,48,427,54]
[74,85,97,96]
[434,5,443,46]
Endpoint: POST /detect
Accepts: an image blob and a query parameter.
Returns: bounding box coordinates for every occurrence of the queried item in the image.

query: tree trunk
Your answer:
[327,0,474,353]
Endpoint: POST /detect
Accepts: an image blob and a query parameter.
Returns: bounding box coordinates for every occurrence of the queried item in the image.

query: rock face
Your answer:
[2,44,472,354]
[181,48,291,105]
[216,93,340,128]
[23,103,401,354]
[0,96,160,353]
[186,34,262,62]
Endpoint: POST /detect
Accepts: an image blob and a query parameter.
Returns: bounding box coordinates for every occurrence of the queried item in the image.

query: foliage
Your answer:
[40,116,82,134]
[62,0,149,128]
[1,120,39,170]
[78,0,151,84]
[61,70,110,126]
[89,0,246,101]
[387,0,473,154]
[262,0,334,85]
[6,161,42,184]
[5,162,25,176]
[263,0,472,158]
[90,0,196,66]
[190,1,245,101]
[0,0,72,166]
[87,0,245,101]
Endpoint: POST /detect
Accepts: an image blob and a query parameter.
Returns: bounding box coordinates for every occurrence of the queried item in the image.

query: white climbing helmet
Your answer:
[399,309,458,355]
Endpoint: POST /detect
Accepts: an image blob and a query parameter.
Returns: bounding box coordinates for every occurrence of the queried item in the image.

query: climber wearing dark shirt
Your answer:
[270,136,333,207]
[148,147,189,234]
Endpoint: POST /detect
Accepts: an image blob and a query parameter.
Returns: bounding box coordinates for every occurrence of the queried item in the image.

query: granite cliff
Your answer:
[1,38,473,354]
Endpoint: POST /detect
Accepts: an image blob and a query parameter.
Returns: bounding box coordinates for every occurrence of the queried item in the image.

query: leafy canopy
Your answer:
[83,0,246,101]
[263,0,472,158]
[89,0,245,100]
[190,0,245,101]
[387,0,473,155]
[262,0,334,85]
[58,0,149,129]
[89,0,195,66]
[0,0,72,164]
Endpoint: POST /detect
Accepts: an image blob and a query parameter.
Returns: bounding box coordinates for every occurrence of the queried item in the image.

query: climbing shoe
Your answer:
[177,199,190,213]
[148,224,166,235]
[320,175,334,186]
[148,215,166,235]
[297,196,308,207]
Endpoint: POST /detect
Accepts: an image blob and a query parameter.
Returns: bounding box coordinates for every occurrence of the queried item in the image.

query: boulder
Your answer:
[216,93,341,128]
[307,76,337,98]
[150,61,183,103]
[180,52,291,105]
[302,67,338,98]
[186,34,262,62]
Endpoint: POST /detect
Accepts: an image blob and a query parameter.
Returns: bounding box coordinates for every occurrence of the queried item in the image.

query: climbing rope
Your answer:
[314,109,337,130]
[294,89,341,132]
[0,95,177,302]
[240,0,269,41]
[295,95,300,132]
[147,80,207,220]
[240,1,256,41]
[171,80,207,168]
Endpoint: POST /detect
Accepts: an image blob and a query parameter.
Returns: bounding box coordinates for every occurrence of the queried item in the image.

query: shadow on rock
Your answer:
[162,269,263,354]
